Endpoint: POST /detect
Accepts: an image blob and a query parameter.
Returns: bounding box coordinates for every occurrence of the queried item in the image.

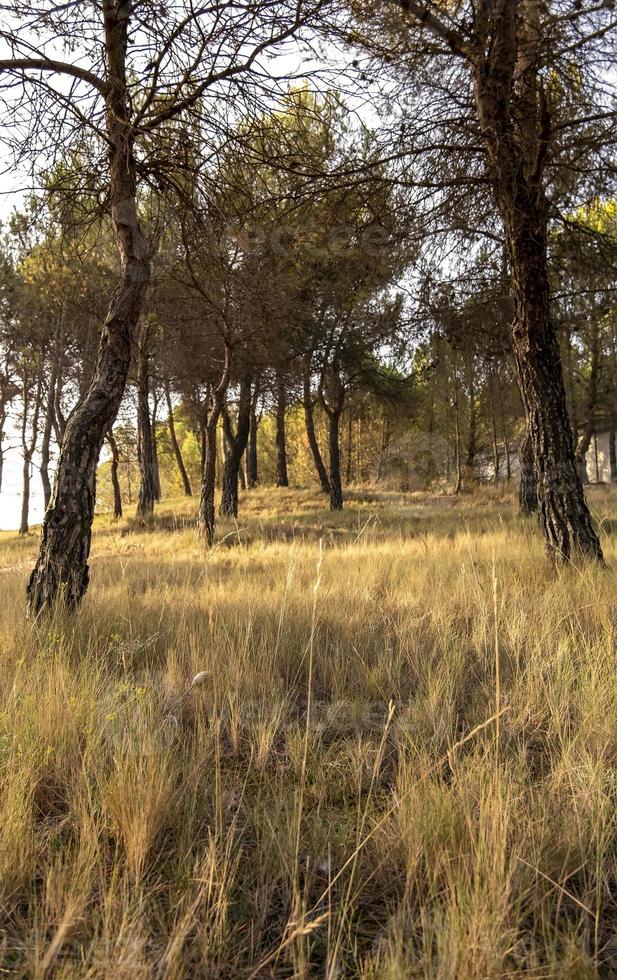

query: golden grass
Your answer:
[1,485,617,977]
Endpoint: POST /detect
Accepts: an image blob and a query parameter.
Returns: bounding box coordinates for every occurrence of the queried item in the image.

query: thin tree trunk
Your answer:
[40,362,58,511]
[27,1,151,614]
[275,374,289,487]
[575,324,601,484]
[610,419,617,483]
[303,361,330,494]
[19,373,42,536]
[151,389,161,501]
[198,345,231,545]
[490,374,500,486]
[220,375,252,518]
[20,456,31,536]
[136,324,156,520]
[248,381,260,488]
[453,371,462,495]
[165,380,192,495]
[518,424,538,516]
[107,428,123,519]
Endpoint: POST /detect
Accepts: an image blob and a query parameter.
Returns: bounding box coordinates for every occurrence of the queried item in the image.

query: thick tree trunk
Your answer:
[518,425,538,515]
[220,376,252,518]
[275,374,289,487]
[471,11,602,563]
[328,410,343,511]
[136,324,156,520]
[507,222,601,559]
[107,428,123,519]
[27,1,151,614]
[165,381,192,496]
[303,364,330,495]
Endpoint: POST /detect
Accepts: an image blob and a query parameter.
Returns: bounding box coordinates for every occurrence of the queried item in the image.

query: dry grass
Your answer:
[1,484,617,977]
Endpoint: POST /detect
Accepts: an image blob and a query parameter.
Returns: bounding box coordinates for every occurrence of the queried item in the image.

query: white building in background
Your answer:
[583,431,615,483]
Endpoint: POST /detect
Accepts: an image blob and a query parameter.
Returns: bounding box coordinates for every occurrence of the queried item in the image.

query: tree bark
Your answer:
[27,0,151,614]
[610,425,617,483]
[303,361,330,495]
[321,363,345,511]
[136,323,156,519]
[198,345,231,545]
[471,8,602,562]
[151,389,161,501]
[248,381,260,488]
[328,409,343,510]
[107,428,123,519]
[40,351,60,510]
[275,373,289,487]
[220,375,252,518]
[165,380,192,496]
[518,425,538,516]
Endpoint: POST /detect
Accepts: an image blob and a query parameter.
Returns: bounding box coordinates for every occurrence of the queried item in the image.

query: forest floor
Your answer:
[1,485,617,978]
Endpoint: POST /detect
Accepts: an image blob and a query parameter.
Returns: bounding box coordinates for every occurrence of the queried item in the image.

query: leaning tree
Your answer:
[0,0,331,612]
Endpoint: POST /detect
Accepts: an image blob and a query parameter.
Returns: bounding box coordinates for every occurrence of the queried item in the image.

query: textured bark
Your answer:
[198,346,231,546]
[165,381,192,496]
[220,375,252,518]
[303,361,330,495]
[27,0,151,614]
[107,428,123,519]
[275,374,289,487]
[321,364,345,511]
[518,425,538,516]
[471,3,602,562]
[328,409,343,510]
[610,422,617,483]
[136,324,156,519]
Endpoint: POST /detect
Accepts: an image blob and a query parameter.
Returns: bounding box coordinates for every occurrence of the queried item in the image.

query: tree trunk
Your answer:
[40,368,57,511]
[575,323,601,485]
[489,374,499,486]
[107,428,123,519]
[19,455,31,536]
[27,1,151,614]
[151,390,161,501]
[453,372,462,495]
[328,409,343,511]
[471,13,602,563]
[198,346,231,545]
[248,382,260,488]
[136,324,156,520]
[220,375,252,518]
[275,374,289,487]
[610,420,617,483]
[518,425,538,516]
[303,363,330,495]
[507,225,601,559]
[165,381,192,496]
